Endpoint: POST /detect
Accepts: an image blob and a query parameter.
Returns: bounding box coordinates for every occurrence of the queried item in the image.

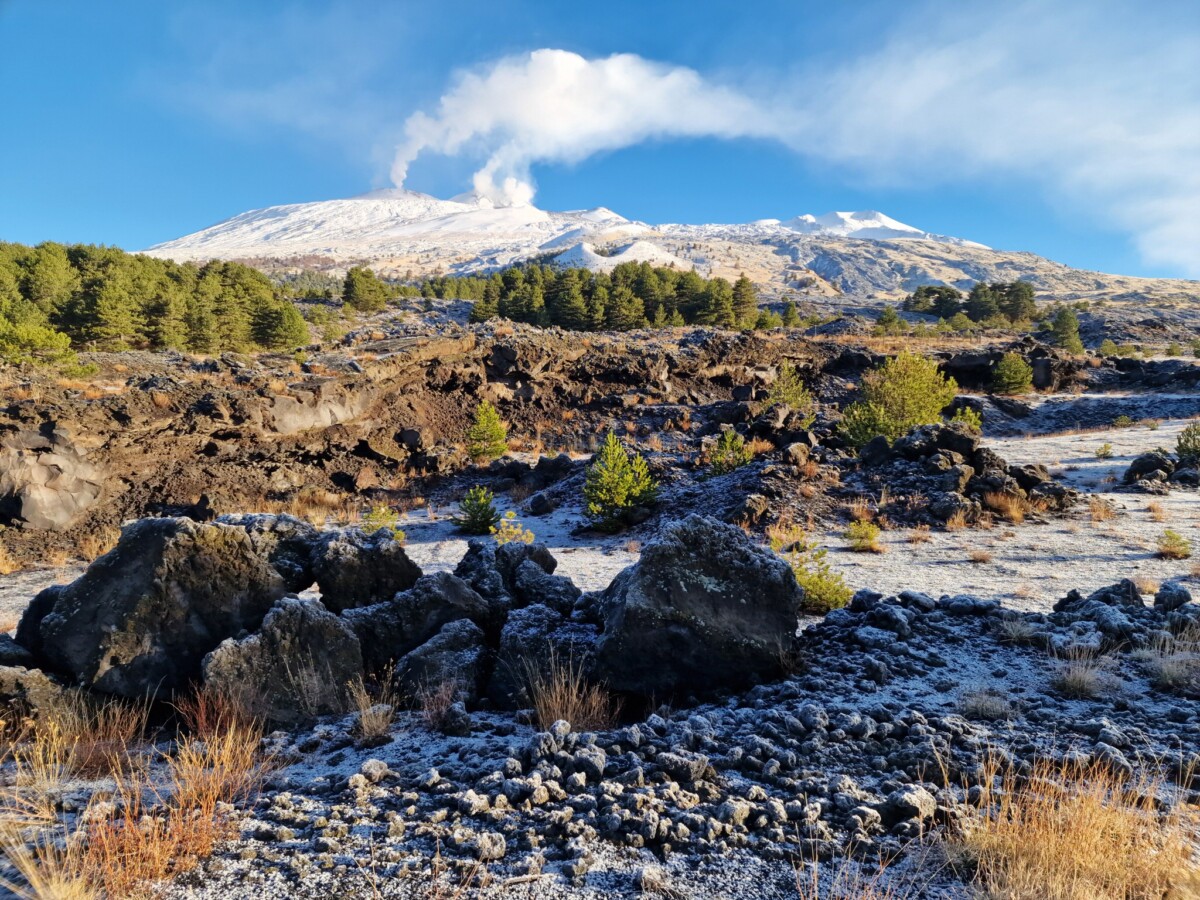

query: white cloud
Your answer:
[390,49,782,206]
[798,2,1200,275]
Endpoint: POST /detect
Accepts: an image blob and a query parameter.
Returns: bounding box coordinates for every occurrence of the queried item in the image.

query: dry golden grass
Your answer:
[644,433,665,452]
[42,548,71,567]
[847,497,874,522]
[945,510,969,531]
[1088,496,1116,523]
[1051,647,1117,699]
[525,651,621,732]
[906,525,931,544]
[418,680,459,733]
[958,688,1013,721]
[982,491,1028,525]
[956,756,1200,900]
[1,687,269,900]
[1134,576,1160,596]
[348,677,397,742]
[801,459,821,480]
[968,549,994,564]
[746,436,774,456]
[76,527,120,563]
[508,481,535,503]
[0,541,18,576]
[795,855,921,900]
[1130,625,1200,693]
[5,691,150,790]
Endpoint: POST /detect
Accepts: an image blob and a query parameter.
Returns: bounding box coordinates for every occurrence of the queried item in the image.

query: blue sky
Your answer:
[2,1,1198,278]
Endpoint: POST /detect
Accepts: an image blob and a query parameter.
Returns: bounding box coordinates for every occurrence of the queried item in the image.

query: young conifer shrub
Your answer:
[450,485,500,535]
[839,352,958,447]
[992,352,1034,394]
[466,400,508,461]
[765,361,817,426]
[710,429,752,475]
[583,432,658,532]
[1177,421,1200,464]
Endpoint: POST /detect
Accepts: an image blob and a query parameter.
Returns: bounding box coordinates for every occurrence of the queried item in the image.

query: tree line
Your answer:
[417,261,785,331]
[0,242,311,364]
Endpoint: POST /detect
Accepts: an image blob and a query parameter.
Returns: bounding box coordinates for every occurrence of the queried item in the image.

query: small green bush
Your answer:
[1098,338,1119,357]
[466,400,508,461]
[765,361,818,426]
[361,504,406,541]
[950,406,983,433]
[1112,415,1134,428]
[839,352,958,447]
[583,432,658,532]
[710,429,752,475]
[451,485,500,535]
[845,520,883,553]
[1177,422,1200,464]
[492,510,535,545]
[1157,529,1191,560]
[770,526,852,614]
[1166,342,1181,357]
[991,352,1033,395]
[1095,443,1114,459]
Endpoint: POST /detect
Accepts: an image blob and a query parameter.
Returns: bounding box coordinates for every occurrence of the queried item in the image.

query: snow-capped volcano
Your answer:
[145,189,1187,300]
[145,190,982,267]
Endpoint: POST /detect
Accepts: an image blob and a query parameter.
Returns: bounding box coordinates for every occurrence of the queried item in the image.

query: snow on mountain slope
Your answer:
[552,240,691,272]
[145,190,1196,301]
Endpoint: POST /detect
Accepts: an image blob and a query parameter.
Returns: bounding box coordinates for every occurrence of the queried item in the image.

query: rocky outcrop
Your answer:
[393,619,489,702]
[202,597,363,726]
[0,423,104,531]
[21,518,287,698]
[593,515,804,696]
[343,572,491,672]
[216,513,321,592]
[311,527,423,612]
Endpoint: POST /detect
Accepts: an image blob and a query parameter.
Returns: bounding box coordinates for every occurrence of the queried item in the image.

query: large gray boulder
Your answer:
[342,572,491,671]
[593,515,804,696]
[23,517,287,698]
[393,618,488,703]
[311,527,422,612]
[0,424,104,531]
[216,513,320,592]
[202,597,363,726]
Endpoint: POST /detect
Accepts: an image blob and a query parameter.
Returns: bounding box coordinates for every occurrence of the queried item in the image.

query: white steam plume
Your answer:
[390,49,782,207]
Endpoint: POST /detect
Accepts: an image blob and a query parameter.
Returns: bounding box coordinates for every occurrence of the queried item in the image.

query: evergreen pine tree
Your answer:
[342,267,388,313]
[966,283,1000,321]
[466,400,508,461]
[470,280,500,322]
[1051,306,1084,353]
[781,300,800,328]
[732,274,757,326]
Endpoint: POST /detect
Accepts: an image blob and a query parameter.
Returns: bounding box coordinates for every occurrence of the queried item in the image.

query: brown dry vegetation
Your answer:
[954,756,1200,900]
[525,651,620,732]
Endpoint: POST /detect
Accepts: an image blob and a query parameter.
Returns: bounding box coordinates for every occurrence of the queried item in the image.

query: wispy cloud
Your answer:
[171,1,1200,275]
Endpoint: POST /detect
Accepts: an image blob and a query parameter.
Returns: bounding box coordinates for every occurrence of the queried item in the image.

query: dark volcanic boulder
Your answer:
[592,515,803,696]
[486,604,599,708]
[216,513,320,592]
[24,518,287,698]
[1123,451,1175,485]
[343,572,491,671]
[0,424,104,531]
[311,527,422,612]
[203,597,362,726]
[393,618,488,703]
[452,539,559,618]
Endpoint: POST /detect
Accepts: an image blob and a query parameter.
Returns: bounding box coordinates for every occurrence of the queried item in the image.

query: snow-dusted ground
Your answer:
[397,494,638,593]
[829,417,1200,610]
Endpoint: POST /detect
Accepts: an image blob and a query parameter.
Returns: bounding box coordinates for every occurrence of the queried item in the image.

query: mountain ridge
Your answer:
[144,190,1199,303]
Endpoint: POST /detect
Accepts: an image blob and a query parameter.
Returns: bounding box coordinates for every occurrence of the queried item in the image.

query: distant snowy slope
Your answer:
[145,190,1195,301]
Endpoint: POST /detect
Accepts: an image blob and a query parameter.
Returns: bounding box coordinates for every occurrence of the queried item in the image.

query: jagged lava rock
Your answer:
[22,518,286,698]
[593,515,803,695]
[202,597,362,726]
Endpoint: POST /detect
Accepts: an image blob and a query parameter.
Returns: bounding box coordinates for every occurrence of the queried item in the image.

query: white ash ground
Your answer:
[831,416,1200,610]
